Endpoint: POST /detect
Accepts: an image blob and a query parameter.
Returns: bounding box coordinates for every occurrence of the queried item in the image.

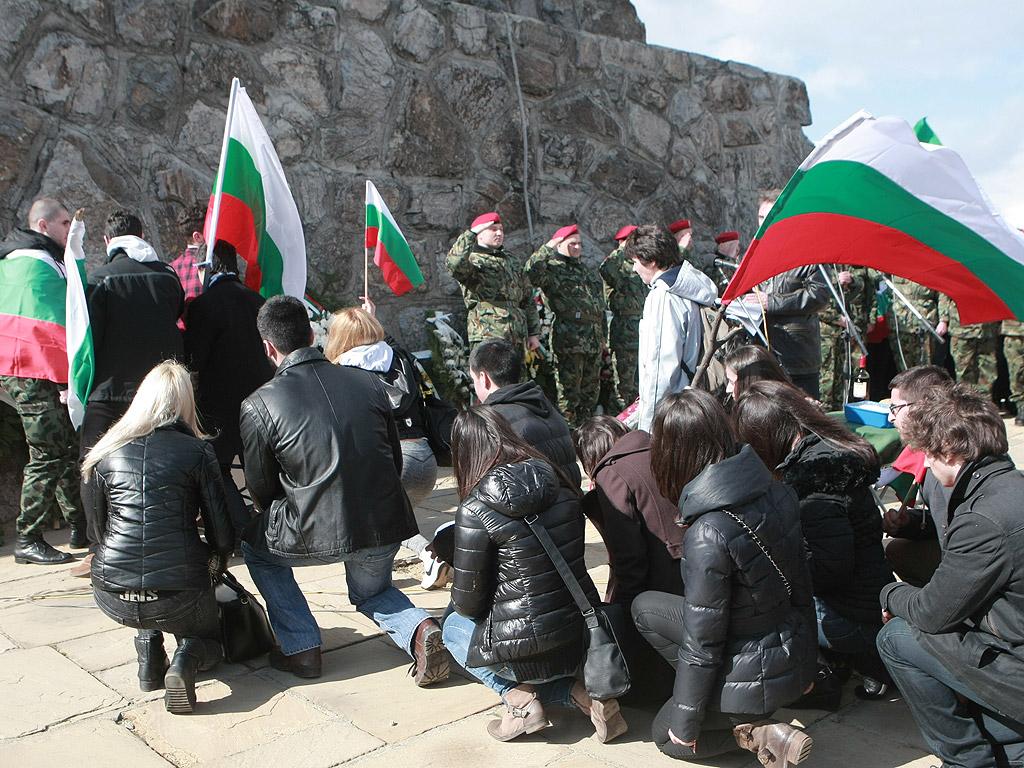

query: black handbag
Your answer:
[422,392,457,466]
[524,515,631,701]
[214,570,277,663]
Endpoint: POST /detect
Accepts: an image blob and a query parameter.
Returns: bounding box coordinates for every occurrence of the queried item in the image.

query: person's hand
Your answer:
[867,321,876,333]
[526,335,540,351]
[208,551,229,579]
[741,292,761,304]
[58,389,69,404]
[837,316,848,329]
[936,320,948,336]
[667,729,695,748]
[882,506,909,535]
[838,270,852,285]
[546,236,563,249]
[360,295,376,315]
[882,609,894,624]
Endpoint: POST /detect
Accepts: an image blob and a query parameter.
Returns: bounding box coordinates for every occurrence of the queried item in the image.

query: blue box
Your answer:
[844,401,894,429]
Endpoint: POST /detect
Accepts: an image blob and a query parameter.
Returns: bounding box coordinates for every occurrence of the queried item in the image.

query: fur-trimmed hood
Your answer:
[779,433,878,499]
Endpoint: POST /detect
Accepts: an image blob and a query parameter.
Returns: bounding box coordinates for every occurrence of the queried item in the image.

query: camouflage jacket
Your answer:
[820,265,867,332]
[599,247,645,351]
[526,245,606,355]
[445,230,540,346]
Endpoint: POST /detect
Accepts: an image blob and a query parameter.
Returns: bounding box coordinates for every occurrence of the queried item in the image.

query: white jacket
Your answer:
[637,262,718,432]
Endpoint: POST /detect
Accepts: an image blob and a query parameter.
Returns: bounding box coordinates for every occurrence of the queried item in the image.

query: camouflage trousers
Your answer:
[0,375,85,537]
[951,334,998,395]
[889,327,937,371]
[820,328,852,411]
[609,347,639,414]
[1004,335,1024,408]
[552,346,602,429]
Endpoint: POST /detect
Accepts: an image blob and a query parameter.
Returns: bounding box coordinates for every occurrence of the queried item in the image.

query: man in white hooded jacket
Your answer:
[623,224,718,433]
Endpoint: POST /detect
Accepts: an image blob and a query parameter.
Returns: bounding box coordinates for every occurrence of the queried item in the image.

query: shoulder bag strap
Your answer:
[721,509,792,597]
[524,514,596,618]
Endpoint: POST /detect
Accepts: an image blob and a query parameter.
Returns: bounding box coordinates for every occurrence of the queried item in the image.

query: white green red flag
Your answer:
[723,111,1024,324]
[64,214,93,428]
[205,78,306,299]
[365,181,423,296]
[0,247,70,383]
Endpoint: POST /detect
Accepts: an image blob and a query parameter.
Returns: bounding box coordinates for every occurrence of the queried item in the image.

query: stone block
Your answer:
[177,101,229,170]
[435,62,512,133]
[0,107,45,200]
[261,49,330,116]
[0,580,113,647]
[578,0,645,42]
[721,117,760,148]
[339,0,389,22]
[284,2,340,52]
[23,32,112,119]
[339,27,395,114]
[669,90,703,131]
[541,130,596,182]
[394,6,445,63]
[115,0,183,49]
[388,82,472,178]
[704,74,752,113]
[182,43,264,104]
[787,719,935,766]
[628,73,669,110]
[515,49,558,97]
[452,3,489,55]
[627,102,671,159]
[200,0,276,43]
[591,149,662,200]
[202,720,384,768]
[544,93,620,142]
[0,647,123,738]
[0,0,38,68]
[125,56,181,127]
[55,626,137,672]
[0,717,174,767]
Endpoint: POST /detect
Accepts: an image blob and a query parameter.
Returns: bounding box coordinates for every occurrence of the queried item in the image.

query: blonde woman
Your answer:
[83,361,234,714]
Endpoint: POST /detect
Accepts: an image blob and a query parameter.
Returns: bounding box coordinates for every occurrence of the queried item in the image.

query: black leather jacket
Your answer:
[90,422,233,592]
[240,347,417,557]
[667,445,817,742]
[760,266,830,376]
[451,458,598,680]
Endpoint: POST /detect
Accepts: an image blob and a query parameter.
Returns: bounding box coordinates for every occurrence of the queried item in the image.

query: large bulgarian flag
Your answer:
[365,181,423,296]
[723,111,1024,324]
[205,78,306,299]
[64,212,93,428]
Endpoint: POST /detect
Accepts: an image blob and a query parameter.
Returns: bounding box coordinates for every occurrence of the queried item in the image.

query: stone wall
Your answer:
[1,0,812,351]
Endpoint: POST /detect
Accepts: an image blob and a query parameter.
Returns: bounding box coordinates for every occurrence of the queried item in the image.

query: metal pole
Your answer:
[884,277,945,343]
[817,264,868,356]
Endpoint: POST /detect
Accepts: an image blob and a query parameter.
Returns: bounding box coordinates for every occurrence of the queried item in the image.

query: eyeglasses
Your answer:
[888,401,916,416]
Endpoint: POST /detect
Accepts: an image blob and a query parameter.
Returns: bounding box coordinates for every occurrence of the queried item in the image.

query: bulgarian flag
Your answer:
[914,117,942,146]
[64,212,93,428]
[205,78,306,299]
[723,111,1024,324]
[365,181,423,296]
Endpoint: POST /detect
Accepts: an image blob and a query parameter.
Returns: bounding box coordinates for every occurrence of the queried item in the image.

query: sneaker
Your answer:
[420,550,452,590]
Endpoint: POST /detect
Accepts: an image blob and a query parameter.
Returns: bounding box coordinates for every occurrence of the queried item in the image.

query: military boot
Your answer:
[135,632,169,692]
[14,534,73,565]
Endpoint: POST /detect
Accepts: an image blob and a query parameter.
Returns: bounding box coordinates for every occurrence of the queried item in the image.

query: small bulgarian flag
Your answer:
[64,212,93,428]
[723,111,1024,324]
[365,180,424,296]
[205,78,306,299]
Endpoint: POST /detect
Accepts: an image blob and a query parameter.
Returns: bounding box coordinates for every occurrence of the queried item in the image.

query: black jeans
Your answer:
[93,586,221,645]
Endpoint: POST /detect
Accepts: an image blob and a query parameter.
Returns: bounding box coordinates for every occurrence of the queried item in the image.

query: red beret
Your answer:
[668,219,691,233]
[715,231,739,244]
[553,224,579,240]
[613,225,637,241]
[470,212,501,230]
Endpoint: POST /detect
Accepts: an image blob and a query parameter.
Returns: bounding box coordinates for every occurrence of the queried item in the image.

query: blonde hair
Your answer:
[324,308,385,362]
[81,361,209,481]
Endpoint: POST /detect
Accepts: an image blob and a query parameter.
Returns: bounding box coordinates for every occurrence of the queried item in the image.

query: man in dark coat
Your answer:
[184,240,273,540]
[240,296,447,685]
[878,384,1024,767]
[468,338,581,490]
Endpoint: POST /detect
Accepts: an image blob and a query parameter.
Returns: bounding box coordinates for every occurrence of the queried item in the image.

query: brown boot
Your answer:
[570,680,628,743]
[486,685,551,741]
[733,720,813,767]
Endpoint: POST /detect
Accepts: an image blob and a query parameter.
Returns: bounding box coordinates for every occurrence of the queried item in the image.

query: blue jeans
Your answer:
[878,618,1024,768]
[442,611,575,707]
[814,596,879,655]
[242,541,431,656]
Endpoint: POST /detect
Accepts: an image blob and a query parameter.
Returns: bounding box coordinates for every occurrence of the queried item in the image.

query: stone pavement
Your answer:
[3,420,1024,768]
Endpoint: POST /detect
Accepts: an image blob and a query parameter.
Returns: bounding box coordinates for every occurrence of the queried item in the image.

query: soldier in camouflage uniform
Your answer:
[818,265,867,411]
[940,293,999,396]
[599,225,644,411]
[887,276,944,370]
[526,224,606,427]
[445,212,540,353]
[1002,319,1024,425]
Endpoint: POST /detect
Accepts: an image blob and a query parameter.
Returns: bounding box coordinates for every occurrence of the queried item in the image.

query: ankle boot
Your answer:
[164,638,207,714]
[69,524,90,549]
[570,680,628,743]
[14,534,73,565]
[486,686,551,741]
[733,720,813,767]
[135,633,169,692]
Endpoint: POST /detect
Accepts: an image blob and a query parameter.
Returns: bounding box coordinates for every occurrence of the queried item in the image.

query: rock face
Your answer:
[0,0,812,351]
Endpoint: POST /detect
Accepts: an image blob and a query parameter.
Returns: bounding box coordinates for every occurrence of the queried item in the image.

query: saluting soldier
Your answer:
[600,224,644,411]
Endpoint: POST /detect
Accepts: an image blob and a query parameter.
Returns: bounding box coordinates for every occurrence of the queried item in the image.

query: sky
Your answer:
[631,0,1024,227]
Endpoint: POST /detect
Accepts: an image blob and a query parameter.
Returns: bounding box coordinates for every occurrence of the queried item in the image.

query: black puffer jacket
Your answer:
[451,458,598,680]
[760,266,829,376]
[779,434,894,627]
[486,381,582,489]
[90,422,233,591]
[668,444,817,743]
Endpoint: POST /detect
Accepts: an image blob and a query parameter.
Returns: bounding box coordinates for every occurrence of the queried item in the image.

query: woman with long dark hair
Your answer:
[441,405,627,743]
[722,344,791,401]
[733,379,895,703]
[632,389,817,765]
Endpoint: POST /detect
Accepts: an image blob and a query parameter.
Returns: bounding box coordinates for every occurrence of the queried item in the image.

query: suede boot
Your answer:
[733,720,813,767]
[486,685,551,741]
[14,533,73,565]
[570,680,628,743]
[135,633,169,692]
[164,637,220,714]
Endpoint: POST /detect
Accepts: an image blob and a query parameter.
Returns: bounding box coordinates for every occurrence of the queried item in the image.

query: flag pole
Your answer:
[364,245,370,304]
[206,77,241,251]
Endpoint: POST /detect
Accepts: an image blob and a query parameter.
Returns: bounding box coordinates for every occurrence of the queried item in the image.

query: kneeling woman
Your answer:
[442,406,627,743]
[632,389,817,765]
[82,361,234,714]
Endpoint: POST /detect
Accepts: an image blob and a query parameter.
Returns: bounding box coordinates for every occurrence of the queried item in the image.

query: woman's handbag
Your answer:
[422,391,457,465]
[524,515,631,701]
[214,570,276,663]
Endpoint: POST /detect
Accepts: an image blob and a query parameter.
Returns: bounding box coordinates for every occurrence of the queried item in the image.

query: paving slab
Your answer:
[55,625,138,672]
[202,720,384,768]
[0,630,15,652]
[0,585,112,647]
[0,646,123,738]
[0,715,174,766]
[274,636,496,743]
[831,695,930,753]
[793,719,936,767]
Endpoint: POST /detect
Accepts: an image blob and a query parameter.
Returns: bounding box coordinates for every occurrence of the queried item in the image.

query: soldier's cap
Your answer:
[613,225,637,241]
[553,224,579,240]
[668,219,692,233]
[715,231,739,244]
[470,212,501,233]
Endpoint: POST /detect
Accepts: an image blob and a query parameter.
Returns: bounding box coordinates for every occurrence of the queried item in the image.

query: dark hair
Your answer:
[650,389,738,504]
[903,383,1008,462]
[622,223,682,272]
[888,365,952,402]
[197,239,238,275]
[256,295,310,355]
[468,339,522,388]
[733,379,878,475]
[176,202,207,239]
[451,405,575,499]
[723,345,791,398]
[105,209,143,239]
[572,415,629,478]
